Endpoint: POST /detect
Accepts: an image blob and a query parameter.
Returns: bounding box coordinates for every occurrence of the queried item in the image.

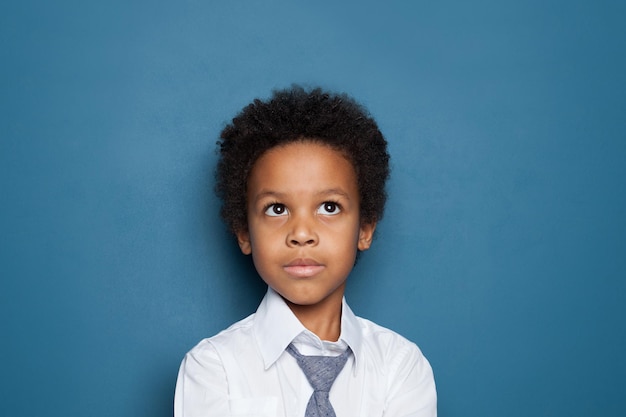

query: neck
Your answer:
[285,289,344,342]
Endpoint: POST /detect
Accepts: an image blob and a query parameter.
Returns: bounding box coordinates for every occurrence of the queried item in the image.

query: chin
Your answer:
[282,295,321,306]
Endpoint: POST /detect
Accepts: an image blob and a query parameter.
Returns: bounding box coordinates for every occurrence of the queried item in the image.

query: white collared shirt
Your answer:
[174,288,436,417]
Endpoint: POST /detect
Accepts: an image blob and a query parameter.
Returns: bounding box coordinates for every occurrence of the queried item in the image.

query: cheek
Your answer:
[248,228,284,258]
[328,226,361,254]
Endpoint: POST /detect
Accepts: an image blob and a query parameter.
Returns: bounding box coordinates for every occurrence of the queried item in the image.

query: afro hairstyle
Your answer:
[215,85,390,234]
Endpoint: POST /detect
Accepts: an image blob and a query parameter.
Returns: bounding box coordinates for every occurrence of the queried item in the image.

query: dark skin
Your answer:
[235,141,376,341]
[286,283,345,342]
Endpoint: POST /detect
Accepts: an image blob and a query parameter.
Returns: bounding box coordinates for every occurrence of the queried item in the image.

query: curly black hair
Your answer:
[215,85,390,234]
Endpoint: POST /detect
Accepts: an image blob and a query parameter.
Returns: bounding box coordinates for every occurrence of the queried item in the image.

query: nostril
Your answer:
[289,238,316,246]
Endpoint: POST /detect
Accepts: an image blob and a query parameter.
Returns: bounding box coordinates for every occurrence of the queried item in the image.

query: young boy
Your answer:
[174,86,437,417]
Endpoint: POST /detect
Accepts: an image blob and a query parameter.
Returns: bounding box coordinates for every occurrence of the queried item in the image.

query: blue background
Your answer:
[1,1,625,416]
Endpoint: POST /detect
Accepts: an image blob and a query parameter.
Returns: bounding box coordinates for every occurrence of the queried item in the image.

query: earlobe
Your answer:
[236,229,252,255]
[358,222,377,251]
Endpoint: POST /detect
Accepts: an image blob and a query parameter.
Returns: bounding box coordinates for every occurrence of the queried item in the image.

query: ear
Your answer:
[357,222,377,251]
[235,229,252,255]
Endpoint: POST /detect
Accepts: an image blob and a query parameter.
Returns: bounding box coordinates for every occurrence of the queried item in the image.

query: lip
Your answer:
[283,258,325,278]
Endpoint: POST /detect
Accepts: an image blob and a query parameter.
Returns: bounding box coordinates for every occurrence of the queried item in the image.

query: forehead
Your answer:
[247,141,358,195]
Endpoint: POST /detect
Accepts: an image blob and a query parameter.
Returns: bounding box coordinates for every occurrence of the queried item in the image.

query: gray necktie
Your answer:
[287,343,351,417]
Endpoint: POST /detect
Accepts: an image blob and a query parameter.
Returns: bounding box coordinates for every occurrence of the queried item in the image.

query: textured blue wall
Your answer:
[1,1,625,416]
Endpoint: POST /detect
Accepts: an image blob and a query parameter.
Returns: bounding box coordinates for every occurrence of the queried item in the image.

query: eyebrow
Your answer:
[252,188,352,203]
[318,188,351,199]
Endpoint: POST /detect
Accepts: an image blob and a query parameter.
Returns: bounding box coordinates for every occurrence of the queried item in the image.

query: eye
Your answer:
[317,201,341,215]
[264,203,288,217]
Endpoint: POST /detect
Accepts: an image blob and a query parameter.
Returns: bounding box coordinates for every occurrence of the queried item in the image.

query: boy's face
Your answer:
[236,141,376,310]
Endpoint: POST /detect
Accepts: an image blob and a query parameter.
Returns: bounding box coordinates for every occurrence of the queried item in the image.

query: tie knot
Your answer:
[287,344,351,392]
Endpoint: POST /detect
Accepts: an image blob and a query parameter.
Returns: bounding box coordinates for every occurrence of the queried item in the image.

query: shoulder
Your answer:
[357,316,421,352]
[175,316,260,416]
[355,317,437,413]
[356,316,431,374]
[185,313,257,361]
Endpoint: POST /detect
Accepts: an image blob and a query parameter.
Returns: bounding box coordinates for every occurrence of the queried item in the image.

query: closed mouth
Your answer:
[283,258,325,278]
[285,258,321,267]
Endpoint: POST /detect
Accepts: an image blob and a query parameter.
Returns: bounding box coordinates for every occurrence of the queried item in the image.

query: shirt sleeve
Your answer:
[383,342,437,417]
[174,341,230,417]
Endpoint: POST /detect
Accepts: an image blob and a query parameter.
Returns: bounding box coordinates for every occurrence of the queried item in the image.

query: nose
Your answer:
[286,214,318,247]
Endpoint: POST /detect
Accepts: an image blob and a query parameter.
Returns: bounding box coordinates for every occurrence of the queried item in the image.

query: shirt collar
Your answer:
[339,297,363,370]
[253,287,363,372]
